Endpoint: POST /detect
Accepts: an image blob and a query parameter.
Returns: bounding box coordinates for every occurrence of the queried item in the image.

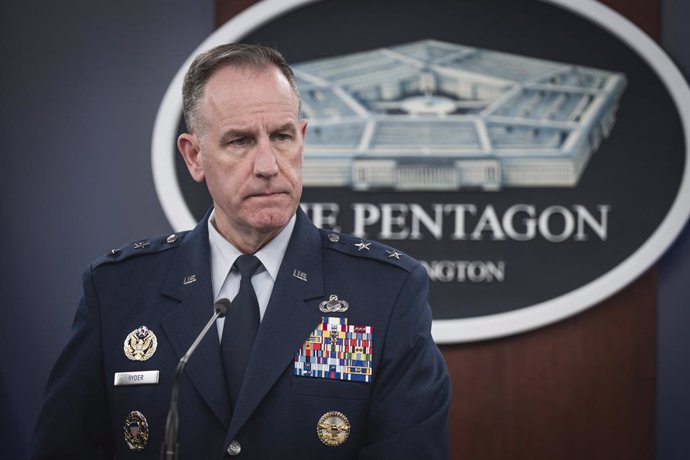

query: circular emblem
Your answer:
[317,411,351,447]
[319,295,349,313]
[123,410,149,451]
[152,0,690,344]
[123,325,158,361]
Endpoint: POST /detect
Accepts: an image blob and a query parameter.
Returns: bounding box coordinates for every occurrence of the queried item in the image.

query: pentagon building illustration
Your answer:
[295,40,626,191]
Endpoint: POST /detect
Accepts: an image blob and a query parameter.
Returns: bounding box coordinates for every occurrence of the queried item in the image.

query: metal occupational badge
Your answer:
[123,411,149,451]
[124,326,158,361]
[319,295,349,313]
[317,411,351,447]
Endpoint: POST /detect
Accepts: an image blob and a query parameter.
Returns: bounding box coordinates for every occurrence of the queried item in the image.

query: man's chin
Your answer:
[247,209,293,232]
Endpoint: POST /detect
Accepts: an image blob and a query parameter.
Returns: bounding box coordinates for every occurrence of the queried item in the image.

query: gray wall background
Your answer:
[0,1,687,459]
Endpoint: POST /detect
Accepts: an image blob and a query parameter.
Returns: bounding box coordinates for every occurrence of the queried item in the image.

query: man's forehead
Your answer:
[206,65,294,96]
[202,67,298,112]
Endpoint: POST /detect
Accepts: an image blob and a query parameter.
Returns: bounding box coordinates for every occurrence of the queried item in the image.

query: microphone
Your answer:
[161,298,231,460]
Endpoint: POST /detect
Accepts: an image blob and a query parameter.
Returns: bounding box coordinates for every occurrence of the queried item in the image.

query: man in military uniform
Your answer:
[31,43,451,459]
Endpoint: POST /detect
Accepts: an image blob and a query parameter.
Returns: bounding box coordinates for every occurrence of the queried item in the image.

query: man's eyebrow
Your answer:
[218,122,298,144]
[273,122,298,134]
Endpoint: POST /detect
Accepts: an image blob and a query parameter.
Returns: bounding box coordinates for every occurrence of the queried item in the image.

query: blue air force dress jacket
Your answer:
[30,208,451,459]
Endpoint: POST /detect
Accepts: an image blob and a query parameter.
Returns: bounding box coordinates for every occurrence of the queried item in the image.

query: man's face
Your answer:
[178,65,306,250]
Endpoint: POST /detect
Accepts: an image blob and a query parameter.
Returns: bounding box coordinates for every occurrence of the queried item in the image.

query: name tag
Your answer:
[114,370,159,386]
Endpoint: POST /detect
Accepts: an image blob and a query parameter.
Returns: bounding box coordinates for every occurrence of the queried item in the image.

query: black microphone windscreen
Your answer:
[214,298,231,318]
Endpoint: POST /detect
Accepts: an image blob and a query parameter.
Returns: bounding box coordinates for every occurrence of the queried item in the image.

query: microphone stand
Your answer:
[160,299,230,460]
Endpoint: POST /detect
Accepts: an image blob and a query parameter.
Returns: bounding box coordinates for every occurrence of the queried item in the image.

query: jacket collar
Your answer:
[159,209,232,426]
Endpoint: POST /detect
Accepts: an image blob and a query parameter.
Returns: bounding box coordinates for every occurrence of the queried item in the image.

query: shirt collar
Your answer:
[207,209,296,297]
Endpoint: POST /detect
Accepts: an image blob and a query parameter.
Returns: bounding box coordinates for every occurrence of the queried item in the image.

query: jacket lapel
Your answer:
[227,209,325,441]
[159,214,231,427]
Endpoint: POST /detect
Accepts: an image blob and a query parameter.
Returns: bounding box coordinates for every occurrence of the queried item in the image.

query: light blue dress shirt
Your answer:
[207,209,296,342]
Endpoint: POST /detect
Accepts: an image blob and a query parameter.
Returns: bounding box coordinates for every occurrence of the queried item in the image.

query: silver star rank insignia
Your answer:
[386,250,402,260]
[354,241,371,251]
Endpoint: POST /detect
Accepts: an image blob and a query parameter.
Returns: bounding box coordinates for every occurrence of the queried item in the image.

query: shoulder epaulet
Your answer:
[92,231,189,268]
[319,229,418,272]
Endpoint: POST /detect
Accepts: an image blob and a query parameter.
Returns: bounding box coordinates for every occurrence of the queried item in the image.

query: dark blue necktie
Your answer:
[221,254,262,406]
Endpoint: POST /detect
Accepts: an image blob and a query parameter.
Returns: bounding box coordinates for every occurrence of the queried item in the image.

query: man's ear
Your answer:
[177,133,205,183]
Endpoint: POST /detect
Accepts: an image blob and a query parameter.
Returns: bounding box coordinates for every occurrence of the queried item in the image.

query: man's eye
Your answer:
[272,133,291,142]
[228,137,250,146]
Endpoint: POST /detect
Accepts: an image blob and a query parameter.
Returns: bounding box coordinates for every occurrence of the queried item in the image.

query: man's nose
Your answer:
[253,139,279,178]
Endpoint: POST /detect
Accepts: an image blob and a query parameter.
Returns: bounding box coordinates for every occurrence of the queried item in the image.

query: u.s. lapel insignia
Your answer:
[124,326,158,361]
[319,295,349,313]
[123,410,149,450]
[317,411,350,447]
[292,269,308,282]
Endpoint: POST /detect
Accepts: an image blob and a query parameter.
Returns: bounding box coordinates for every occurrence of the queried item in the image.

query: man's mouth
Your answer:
[246,190,287,199]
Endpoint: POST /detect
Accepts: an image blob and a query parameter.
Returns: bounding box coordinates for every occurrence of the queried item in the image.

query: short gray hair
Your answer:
[181,43,301,133]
